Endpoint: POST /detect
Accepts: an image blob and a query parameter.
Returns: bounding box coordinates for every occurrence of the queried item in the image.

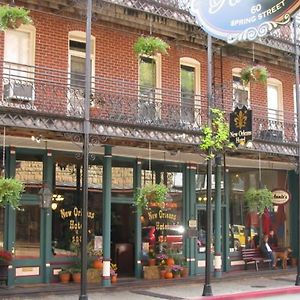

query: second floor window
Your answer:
[232,68,249,107]
[181,64,195,123]
[4,26,35,101]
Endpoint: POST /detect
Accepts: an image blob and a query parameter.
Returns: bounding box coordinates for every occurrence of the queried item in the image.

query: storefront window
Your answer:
[141,171,183,258]
[229,169,289,252]
[15,205,40,258]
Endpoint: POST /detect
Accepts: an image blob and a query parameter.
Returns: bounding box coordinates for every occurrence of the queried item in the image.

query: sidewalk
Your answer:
[0,268,299,299]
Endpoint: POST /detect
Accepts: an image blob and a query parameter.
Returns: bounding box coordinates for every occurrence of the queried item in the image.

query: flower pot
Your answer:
[111,274,117,283]
[164,271,173,279]
[72,272,81,283]
[93,259,103,270]
[148,258,156,266]
[173,273,181,279]
[181,267,189,278]
[59,272,71,283]
[166,258,174,267]
[7,17,23,29]
[160,269,166,279]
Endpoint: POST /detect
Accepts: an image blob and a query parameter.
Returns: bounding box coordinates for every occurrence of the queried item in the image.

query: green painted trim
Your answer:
[214,156,222,278]
[134,159,142,278]
[223,167,230,272]
[189,167,196,276]
[182,165,189,271]
[102,146,112,287]
[289,171,298,256]
[111,197,134,204]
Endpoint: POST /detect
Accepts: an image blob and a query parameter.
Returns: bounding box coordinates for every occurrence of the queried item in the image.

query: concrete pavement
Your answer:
[1,269,300,300]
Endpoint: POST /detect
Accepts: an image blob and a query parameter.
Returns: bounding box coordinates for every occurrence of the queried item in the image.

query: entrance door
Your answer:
[13,200,45,284]
[111,203,135,276]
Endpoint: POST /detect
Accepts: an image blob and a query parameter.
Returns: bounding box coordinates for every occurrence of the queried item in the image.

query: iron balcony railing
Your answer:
[0,61,298,144]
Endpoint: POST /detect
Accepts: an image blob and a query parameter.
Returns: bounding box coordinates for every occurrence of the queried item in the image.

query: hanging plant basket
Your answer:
[240,65,269,85]
[244,187,273,215]
[133,36,170,57]
[0,5,32,31]
[134,183,168,210]
[0,177,24,209]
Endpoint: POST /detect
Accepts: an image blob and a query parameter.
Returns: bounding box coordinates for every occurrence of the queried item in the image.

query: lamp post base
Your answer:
[295,274,300,285]
[202,284,213,296]
[79,295,88,300]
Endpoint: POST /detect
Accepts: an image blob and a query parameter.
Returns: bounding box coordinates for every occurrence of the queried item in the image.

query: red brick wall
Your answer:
[0,10,296,123]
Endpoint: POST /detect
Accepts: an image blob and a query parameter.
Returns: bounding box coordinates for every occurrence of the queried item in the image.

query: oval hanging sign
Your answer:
[190,0,300,43]
[272,189,290,205]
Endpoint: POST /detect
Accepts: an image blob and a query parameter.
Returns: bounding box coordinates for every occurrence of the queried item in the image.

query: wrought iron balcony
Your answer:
[0,61,298,148]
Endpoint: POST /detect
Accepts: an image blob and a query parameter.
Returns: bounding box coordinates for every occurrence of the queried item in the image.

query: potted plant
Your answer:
[58,268,71,283]
[148,249,156,266]
[110,263,118,283]
[134,183,168,210]
[0,177,24,209]
[70,267,81,283]
[133,36,170,57]
[88,245,103,270]
[0,5,32,31]
[240,65,269,85]
[171,265,183,279]
[199,108,235,160]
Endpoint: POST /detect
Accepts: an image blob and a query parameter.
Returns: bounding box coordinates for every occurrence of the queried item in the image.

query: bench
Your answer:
[241,248,272,271]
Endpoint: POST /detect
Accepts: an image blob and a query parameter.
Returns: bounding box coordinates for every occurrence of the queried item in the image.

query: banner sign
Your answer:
[272,189,291,205]
[190,0,300,43]
[230,105,252,147]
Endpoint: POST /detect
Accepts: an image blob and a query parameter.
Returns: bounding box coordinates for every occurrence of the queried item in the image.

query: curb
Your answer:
[193,286,300,299]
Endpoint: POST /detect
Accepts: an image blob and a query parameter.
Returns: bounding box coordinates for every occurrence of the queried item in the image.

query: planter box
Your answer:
[143,266,160,280]
[87,268,102,283]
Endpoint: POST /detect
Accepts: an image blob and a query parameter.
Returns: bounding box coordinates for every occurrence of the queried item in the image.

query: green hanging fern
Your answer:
[133,36,170,56]
[0,177,24,209]
[0,5,32,31]
[244,187,273,215]
[240,65,269,85]
[199,108,235,160]
[134,183,168,210]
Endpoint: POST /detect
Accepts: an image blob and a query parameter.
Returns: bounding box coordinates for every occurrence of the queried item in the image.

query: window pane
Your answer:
[267,85,279,121]
[140,57,156,88]
[5,31,30,64]
[70,56,85,88]
[16,205,40,258]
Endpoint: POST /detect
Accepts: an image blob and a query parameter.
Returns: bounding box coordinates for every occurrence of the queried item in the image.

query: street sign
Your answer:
[190,0,300,43]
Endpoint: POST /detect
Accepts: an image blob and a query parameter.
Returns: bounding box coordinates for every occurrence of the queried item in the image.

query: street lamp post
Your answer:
[79,0,92,299]
[202,34,213,297]
[293,16,300,287]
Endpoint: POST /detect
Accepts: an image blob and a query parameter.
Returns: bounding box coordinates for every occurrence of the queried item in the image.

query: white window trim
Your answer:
[232,67,250,108]
[180,57,201,125]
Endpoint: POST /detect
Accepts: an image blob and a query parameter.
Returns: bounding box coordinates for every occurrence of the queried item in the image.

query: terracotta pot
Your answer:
[111,274,118,283]
[93,259,103,270]
[181,267,189,278]
[173,273,181,279]
[160,269,166,279]
[148,258,156,266]
[59,272,71,283]
[166,258,174,266]
[164,271,173,279]
[7,18,23,29]
[72,272,81,283]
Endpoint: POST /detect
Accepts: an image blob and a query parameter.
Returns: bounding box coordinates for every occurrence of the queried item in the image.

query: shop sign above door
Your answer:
[229,105,252,147]
[272,189,290,205]
[190,0,300,43]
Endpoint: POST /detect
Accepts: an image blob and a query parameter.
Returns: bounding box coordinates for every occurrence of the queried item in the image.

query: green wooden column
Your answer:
[223,167,230,272]
[183,165,190,271]
[102,146,112,287]
[188,165,197,276]
[214,156,222,278]
[289,171,298,256]
[42,149,53,283]
[134,159,142,278]
[5,147,16,287]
